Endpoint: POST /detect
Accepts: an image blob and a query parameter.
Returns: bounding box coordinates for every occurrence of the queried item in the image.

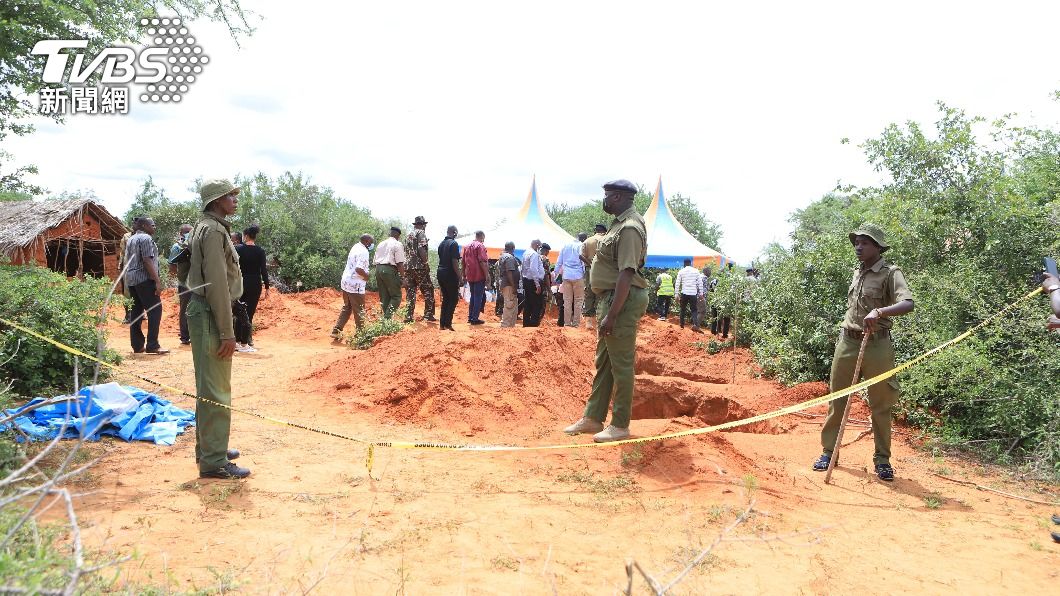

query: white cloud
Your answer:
[9,0,1060,263]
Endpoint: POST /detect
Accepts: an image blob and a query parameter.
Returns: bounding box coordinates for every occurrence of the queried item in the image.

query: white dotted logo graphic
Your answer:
[137,17,208,103]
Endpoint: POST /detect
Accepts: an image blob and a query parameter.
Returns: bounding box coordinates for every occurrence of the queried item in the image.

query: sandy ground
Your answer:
[57,288,1058,593]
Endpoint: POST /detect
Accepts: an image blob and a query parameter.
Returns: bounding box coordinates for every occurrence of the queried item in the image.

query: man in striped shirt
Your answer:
[125,217,170,354]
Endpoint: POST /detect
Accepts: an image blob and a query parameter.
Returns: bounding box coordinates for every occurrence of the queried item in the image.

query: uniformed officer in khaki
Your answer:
[814,223,914,481]
[187,179,249,479]
[564,180,649,442]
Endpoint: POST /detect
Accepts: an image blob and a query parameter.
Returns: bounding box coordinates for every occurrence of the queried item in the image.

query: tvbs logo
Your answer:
[32,17,208,114]
[32,40,169,84]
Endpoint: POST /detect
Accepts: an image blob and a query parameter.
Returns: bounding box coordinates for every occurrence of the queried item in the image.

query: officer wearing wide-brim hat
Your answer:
[563,179,649,443]
[404,215,436,323]
[186,178,249,479]
[813,222,914,481]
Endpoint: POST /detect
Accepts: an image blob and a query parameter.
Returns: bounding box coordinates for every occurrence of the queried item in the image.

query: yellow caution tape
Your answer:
[0,287,1043,454]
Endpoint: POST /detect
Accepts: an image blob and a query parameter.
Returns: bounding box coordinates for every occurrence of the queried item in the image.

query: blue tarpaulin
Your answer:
[1,383,195,446]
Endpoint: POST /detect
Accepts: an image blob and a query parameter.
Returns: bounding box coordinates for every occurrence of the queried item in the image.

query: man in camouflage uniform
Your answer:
[563,180,649,442]
[813,223,914,482]
[404,215,436,323]
[187,179,248,479]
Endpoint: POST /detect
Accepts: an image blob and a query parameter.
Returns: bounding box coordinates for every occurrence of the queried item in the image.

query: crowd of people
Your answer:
[330,220,613,336]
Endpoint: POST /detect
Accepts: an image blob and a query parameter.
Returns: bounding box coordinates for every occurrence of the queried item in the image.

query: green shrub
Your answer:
[347,316,406,350]
[0,265,117,396]
[0,507,71,592]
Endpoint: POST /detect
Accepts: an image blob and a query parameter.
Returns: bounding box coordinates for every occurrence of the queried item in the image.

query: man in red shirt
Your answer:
[463,231,491,325]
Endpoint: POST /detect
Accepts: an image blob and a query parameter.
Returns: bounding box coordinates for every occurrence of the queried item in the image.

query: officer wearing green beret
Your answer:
[564,179,649,442]
[813,223,914,481]
[186,179,249,479]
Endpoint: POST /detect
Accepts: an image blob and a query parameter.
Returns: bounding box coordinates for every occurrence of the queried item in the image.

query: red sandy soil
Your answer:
[49,288,1057,593]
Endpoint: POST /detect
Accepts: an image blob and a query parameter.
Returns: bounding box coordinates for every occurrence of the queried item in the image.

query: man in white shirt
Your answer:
[332,234,374,339]
[521,239,545,327]
[674,259,703,332]
[373,226,406,319]
[556,233,587,327]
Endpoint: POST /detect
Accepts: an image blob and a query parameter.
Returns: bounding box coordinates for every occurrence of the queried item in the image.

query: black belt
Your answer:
[842,328,890,340]
[377,263,397,268]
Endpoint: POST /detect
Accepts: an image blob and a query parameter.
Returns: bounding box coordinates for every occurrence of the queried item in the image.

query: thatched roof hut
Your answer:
[0,198,128,279]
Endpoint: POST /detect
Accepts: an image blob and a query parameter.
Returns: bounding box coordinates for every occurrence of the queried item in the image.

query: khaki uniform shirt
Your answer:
[590,206,648,293]
[580,233,603,265]
[405,228,429,270]
[841,257,914,333]
[374,237,406,266]
[188,212,244,339]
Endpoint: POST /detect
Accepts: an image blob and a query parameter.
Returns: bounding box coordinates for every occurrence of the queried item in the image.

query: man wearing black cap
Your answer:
[813,223,914,481]
[580,223,607,330]
[404,216,437,323]
[374,226,407,319]
[564,180,649,442]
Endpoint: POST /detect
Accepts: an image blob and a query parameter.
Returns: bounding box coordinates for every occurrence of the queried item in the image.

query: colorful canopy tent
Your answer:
[644,177,728,268]
[483,176,574,261]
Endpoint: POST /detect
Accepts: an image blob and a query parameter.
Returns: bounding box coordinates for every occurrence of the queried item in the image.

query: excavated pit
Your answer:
[631,376,783,434]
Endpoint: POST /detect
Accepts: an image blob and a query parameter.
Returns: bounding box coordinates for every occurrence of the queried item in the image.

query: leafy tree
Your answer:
[120,178,199,268]
[0,190,32,202]
[120,172,392,291]
[232,171,392,290]
[0,1,253,193]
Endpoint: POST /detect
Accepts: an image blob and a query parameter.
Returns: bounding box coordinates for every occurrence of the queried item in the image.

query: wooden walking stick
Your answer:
[824,330,872,484]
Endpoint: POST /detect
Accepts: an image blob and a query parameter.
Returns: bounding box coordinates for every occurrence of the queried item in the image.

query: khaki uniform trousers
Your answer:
[582,266,596,319]
[500,285,518,327]
[821,333,900,465]
[376,264,402,318]
[560,278,585,327]
[187,297,234,473]
[583,286,649,429]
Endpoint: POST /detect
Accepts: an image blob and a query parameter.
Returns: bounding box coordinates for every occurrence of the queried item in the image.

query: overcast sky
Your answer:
[10,0,1060,264]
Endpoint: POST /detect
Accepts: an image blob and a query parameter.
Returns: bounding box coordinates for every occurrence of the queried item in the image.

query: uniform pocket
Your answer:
[186,299,215,338]
[862,286,884,300]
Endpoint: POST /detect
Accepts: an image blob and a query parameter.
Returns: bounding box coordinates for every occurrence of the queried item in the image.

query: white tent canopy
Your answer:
[644,176,728,268]
[483,176,574,261]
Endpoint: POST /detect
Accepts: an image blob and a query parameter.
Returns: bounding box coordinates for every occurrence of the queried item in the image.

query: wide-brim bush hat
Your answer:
[199,179,240,210]
[849,223,890,253]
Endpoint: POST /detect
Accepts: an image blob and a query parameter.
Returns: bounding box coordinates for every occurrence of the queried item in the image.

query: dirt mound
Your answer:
[301,310,825,441]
